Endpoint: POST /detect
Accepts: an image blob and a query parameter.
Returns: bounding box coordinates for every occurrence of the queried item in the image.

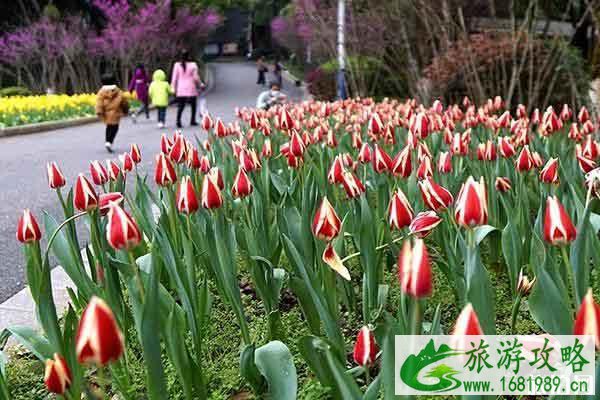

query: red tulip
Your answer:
[199,155,211,174]
[74,174,99,211]
[498,136,516,158]
[578,106,590,124]
[16,209,42,243]
[531,151,543,168]
[44,354,72,394]
[312,197,341,241]
[419,178,453,211]
[279,108,294,131]
[573,289,600,349]
[76,296,124,366]
[176,176,199,214]
[531,108,540,125]
[560,104,572,121]
[169,134,187,164]
[106,202,141,250]
[327,155,345,184]
[202,113,213,130]
[262,139,272,158]
[577,154,596,173]
[452,303,484,335]
[208,167,224,190]
[289,131,305,157]
[437,151,452,174]
[539,157,559,184]
[353,326,379,366]
[515,145,535,172]
[120,152,135,172]
[160,133,172,154]
[416,155,433,180]
[154,153,177,186]
[454,176,488,227]
[98,192,124,216]
[543,196,576,245]
[409,112,429,138]
[340,171,365,199]
[322,242,351,280]
[232,167,254,199]
[106,160,122,182]
[542,106,562,132]
[388,189,413,230]
[409,211,442,238]
[187,147,201,170]
[239,149,257,172]
[582,135,599,160]
[201,173,223,209]
[358,143,372,164]
[89,160,108,186]
[391,145,412,178]
[215,118,227,137]
[368,112,383,135]
[372,144,392,174]
[46,162,66,189]
[495,177,511,192]
[398,239,432,298]
[497,110,511,128]
[130,143,142,164]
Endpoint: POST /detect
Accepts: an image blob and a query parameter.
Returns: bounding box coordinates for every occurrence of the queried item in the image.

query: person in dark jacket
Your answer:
[128,64,150,122]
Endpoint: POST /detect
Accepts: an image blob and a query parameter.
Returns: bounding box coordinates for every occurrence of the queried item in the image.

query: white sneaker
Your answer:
[158,122,165,129]
[131,113,137,124]
[105,142,113,153]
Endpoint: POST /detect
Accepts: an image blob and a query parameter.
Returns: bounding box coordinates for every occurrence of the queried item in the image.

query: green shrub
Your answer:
[0,87,32,97]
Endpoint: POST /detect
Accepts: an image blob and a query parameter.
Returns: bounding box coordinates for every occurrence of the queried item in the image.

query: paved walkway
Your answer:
[0,62,302,303]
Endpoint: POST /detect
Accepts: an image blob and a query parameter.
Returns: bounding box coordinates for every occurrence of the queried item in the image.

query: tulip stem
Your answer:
[510,295,522,334]
[559,245,575,308]
[340,235,405,263]
[128,251,145,299]
[43,211,87,260]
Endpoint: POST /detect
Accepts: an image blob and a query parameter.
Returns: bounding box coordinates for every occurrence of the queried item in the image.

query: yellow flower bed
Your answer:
[0,92,138,128]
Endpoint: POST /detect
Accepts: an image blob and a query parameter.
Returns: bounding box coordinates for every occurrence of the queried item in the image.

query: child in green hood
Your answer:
[148,69,173,128]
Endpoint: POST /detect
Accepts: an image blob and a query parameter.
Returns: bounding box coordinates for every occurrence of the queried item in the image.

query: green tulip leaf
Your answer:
[254,341,298,400]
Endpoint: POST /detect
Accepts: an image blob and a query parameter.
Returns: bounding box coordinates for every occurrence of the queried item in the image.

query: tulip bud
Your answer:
[106,160,122,182]
[409,211,442,238]
[160,134,173,154]
[452,303,484,336]
[437,151,452,174]
[454,176,488,227]
[391,145,412,178]
[187,147,201,170]
[202,113,213,130]
[47,162,66,189]
[176,176,199,214]
[322,242,351,280]
[98,192,124,216]
[239,149,257,172]
[578,106,590,124]
[119,152,135,173]
[340,171,365,199]
[409,112,429,138]
[353,326,379,366]
[416,155,433,180]
[169,134,187,164]
[573,289,600,349]
[577,153,596,174]
[543,196,576,245]
[76,296,124,366]
[130,143,142,164]
[515,145,535,172]
[312,197,341,241]
[327,155,345,184]
[388,189,413,230]
[539,157,559,184]
[89,160,109,186]
[106,203,141,250]
[16,209,42,243]
[368,112,383,135]
[74,174,99,211]
[495,177,512,192]
[498,137,516,158]
[154,153,177,186]
[358,143,372,164]
[516,269,535,297]
[398,239,432,298]
[44,353,72,394]
[419,178,453,211]
[289,131,305,157]
[372,145,392,174]
[215,118,227,137]
[262,139,272,158]
[201,173,223,209]
[232,167,254,199]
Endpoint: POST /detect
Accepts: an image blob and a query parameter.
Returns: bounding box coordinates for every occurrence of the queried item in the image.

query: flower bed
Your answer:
[3,97,600,399]
[0,93,138,128]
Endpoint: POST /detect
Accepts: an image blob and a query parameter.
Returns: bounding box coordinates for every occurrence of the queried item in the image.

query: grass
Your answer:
[4,244,598,399]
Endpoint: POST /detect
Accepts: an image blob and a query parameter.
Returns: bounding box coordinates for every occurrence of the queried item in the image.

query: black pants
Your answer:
[135,101,150,118]
[157,107,166,123]
[105,124,119,144]
[176,96,197,127]
[257,71,266,85]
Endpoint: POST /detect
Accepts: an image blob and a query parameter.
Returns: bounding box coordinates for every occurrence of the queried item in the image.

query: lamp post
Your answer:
[336,0,347,100]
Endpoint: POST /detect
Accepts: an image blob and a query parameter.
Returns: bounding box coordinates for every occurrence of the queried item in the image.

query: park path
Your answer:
[0,62,302,303]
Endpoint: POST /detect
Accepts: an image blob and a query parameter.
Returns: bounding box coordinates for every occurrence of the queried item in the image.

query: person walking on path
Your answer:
[128,64,150,122]
[96,73,129,153]
[171,51,203,128]
[256,56,267,86]
[148,69,173,129]
[271,58,284,88]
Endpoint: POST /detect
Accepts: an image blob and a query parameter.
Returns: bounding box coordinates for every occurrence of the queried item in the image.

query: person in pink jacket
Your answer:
[171,51,204,128]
